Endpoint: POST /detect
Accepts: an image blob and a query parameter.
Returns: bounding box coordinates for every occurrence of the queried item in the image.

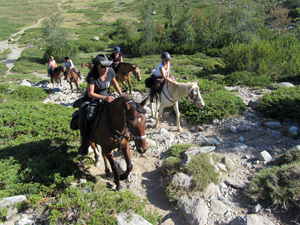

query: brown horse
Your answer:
[111,62,141,93]
[81,62,93,71]
[64,69,79,93]
[89,94,147,190]
[48,65,65,88]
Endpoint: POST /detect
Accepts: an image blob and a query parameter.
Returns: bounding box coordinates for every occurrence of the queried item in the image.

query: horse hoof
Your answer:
[116,184,123,191]
[105,170,111,177]
[120,173,128,180]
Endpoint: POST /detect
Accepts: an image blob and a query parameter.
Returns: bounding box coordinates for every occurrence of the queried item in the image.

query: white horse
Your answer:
[146,80,205,131]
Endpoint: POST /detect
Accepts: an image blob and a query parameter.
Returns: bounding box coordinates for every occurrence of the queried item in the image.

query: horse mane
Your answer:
[114,94,146,114]
[120,62,139,68]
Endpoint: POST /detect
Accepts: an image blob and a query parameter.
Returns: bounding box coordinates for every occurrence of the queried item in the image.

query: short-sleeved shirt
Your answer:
[110,52,122,63]
[154,61,170,77]
[83,67,116,99]
[65,60,74,70]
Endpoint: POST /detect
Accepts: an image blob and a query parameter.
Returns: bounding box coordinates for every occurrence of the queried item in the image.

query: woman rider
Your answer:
[78,54,123,155]
[110,46,123,73]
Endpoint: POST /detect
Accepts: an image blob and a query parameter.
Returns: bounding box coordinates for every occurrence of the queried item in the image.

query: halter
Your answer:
[107,100,146,151]
[161,81,176,104]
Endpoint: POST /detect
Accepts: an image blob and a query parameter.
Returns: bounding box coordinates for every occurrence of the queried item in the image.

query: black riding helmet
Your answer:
[161,52,171,61]
[92,54,113,66]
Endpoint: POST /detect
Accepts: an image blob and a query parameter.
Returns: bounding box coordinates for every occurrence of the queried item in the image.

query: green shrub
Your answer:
[258,86,300,120]
[78,40,105,53]
[165,143,196,157]
[184,153,219,191]
[0,84,10,94]
[180,89,246,124]
[225,71,271,87]
[247,163,300,209]
[0,62,8,76]
[273,147,300,166]
[10,86,48,102]
[162,156,182,177]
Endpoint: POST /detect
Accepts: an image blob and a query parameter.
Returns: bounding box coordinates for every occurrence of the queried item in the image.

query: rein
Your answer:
[106,100,146,151]
[161,82,176,104]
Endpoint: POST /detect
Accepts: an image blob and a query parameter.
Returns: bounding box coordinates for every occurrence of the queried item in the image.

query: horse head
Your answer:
[188,81,205,109]
[132,65,141,81]
[123,96,147,154]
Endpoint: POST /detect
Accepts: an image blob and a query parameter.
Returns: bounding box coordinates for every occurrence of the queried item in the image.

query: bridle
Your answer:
[107,100,146,151]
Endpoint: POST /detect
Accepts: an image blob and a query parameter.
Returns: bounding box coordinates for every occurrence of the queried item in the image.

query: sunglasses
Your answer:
[97,64,109,68]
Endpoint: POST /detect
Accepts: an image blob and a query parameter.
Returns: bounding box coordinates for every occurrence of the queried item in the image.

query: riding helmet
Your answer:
[93,54,113,66]
[161,52,171,60]
[114,46,121,52]
[64,57,69,60]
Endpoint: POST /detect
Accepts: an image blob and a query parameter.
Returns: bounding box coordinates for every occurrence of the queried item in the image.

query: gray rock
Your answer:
[221,157,237,172]
[210,198,229,215]
[246,214,275,225]
[171,173,193,188]
[264,121,281,129]
[258,150,272,163]
[116,212,152,225]
[237,125,251,132]
[288,126,298,137]
[230,126,237,133]
[0,195,27,208]
[178,197,209,225]
[204,183,220,200]
[224,178,248,190]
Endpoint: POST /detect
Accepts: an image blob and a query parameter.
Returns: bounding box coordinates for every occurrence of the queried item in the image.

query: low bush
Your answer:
[247,158,300,210]
[224,71,271,87]
[78,40,105,53]
[180,89,246,124]
[258,86,300,120]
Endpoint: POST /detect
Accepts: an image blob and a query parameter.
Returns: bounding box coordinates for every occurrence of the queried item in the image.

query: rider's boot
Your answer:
[78,131,89,155]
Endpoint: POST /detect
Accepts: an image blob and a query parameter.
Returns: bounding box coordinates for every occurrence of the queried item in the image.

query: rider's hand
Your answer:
[104,96,115,103]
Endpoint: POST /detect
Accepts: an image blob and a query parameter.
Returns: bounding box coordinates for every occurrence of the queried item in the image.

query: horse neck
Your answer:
[108,101,126,131]
[167,82,190,100]
[119,63,132,74]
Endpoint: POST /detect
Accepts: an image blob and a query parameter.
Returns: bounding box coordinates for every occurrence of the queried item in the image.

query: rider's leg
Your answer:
[78,104,89,155]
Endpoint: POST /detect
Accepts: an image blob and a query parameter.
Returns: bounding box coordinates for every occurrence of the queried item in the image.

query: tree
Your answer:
[42,13,78,62]
[269,6,292,34]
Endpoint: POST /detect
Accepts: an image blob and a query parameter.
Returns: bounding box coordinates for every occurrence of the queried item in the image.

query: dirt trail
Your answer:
[0,18,43,74]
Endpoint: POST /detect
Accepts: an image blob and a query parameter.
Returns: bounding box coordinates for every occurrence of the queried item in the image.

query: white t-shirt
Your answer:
[154,61,170,77]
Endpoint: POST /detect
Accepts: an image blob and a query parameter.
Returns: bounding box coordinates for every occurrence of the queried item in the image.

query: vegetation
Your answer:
[247,147,300,211]
[258,86,300,121]
[0,84,160,224]
[162,144,219,203]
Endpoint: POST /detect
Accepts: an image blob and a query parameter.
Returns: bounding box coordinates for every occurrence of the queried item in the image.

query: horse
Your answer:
[81,62,93,71]
[111,62,141,93]
[64,69,79,93]
[145,80,205,131]
[48,65,65,88]
[88,94,147,190]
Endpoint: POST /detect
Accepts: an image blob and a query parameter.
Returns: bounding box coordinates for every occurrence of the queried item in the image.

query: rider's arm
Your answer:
[120,56,123,62]
[160,67,177,85]
[70,60,74,69]
[87,83,116,103]
[111,77,123,95]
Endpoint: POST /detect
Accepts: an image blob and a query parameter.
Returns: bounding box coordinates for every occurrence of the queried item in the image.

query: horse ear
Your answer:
[140,96,149,107]
[123,101,131,110]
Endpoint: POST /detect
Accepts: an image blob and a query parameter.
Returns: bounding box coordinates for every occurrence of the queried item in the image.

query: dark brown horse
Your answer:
[48,65,65,88]
[111,62,141,93]
[64,69,79,93]
[89,94,147,190]
[81,62,93,71]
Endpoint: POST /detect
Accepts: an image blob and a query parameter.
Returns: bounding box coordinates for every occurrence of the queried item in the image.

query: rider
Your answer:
[64,57,83,78]
[109,46,123,73]
[48,56,57,77]
[150,52,178,102]
[78,54,123,155]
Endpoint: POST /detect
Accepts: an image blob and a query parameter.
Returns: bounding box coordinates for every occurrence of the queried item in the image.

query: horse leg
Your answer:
[76,81,79,93]
[127,78,132,93]
[122,81,128,93]
[91,143,101,168]
[173,102,182,132]
[70,82,73,93]
[155,104,164,129]
[102,151,111,177]
[119,143,132,180]
[104,151,121,190]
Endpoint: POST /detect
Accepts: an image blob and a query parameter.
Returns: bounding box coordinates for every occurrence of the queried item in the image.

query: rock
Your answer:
[278,82,294,88]
[246,214,275,225]
[224,178,248,190]
[93,36,99,41]
[230,126,237,133]
[210,198,229,215]
[237,125,251,132]
[221,157,237,172]
[257,150,272,163]
[171,173,193,188]
[116,212,152,225]
[0,195,27,208]
[264,121,281,129]
[204,183,220,200]
[178,197,209,225]
[20,79,32,86]
[288,126,298,138]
